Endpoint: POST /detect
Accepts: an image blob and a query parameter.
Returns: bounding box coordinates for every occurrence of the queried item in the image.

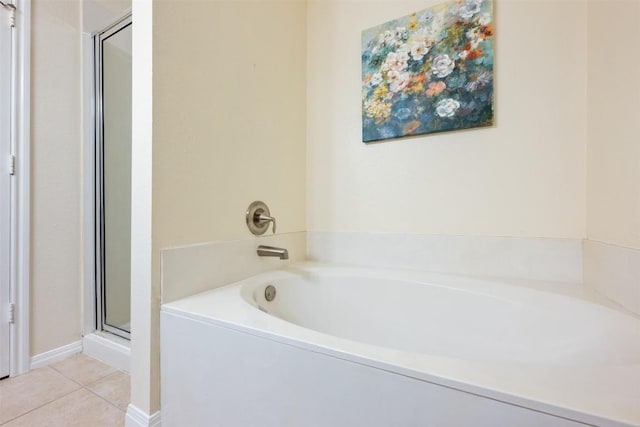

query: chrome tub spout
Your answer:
[257,245,289,260]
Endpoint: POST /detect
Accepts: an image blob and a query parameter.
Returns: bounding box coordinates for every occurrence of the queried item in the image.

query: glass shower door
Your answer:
[95,17,132,338]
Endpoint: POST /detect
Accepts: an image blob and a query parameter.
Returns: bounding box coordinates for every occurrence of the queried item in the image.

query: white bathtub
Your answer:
[161,263,640,427]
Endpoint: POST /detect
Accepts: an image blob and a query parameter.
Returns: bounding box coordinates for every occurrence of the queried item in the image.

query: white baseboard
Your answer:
[30,340,82,369]
[83,332,131,373]
[125,404,161,427]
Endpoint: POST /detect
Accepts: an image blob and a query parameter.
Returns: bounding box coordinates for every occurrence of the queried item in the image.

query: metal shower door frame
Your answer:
[94,14,132,340]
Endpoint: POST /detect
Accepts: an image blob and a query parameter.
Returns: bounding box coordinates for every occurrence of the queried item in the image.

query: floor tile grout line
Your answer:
[82,383,127,413]
[85,369,124,387]
[82,369,130,411]
[49,360,119,388]
[0,366,82,424]
[1,356,129,425]
[0,386,82,425]
[48,363,88,387]
[1,382,126,426]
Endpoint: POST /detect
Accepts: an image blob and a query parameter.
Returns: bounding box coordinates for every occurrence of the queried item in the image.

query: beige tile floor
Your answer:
[0,354,129,426]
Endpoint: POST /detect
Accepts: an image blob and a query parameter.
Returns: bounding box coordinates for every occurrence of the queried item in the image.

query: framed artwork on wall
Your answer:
[362,0,494,143]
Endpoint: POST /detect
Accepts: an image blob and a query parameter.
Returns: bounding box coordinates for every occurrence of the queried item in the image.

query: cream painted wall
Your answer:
[153,0,307,249]
[586,0,640,250]
[30,0,82,355]
[130,0,307,414]
[307,0,587,238]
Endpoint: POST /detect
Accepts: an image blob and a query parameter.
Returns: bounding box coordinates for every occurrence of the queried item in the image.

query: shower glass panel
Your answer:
[95,17,132,339]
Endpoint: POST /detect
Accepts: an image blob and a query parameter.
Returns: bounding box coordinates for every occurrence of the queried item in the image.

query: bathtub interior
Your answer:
[240,269,640,367]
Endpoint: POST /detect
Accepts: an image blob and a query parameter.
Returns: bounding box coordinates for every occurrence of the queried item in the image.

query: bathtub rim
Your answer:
[161,262,640,427]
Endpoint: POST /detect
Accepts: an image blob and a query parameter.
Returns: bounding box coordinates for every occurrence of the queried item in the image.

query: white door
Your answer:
[0,3,14,379]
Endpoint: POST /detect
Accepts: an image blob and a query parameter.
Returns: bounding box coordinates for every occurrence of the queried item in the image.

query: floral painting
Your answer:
[362,0,494,142]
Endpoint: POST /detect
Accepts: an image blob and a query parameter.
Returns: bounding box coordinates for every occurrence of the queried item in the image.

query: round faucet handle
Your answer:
[246,201,277,235]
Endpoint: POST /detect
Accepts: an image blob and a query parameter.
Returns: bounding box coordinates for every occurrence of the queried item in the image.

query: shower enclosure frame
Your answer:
[0,0,30,378]
[93,14,132,341]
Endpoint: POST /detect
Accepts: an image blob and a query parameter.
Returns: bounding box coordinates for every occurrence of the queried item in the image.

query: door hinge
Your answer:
[8,303,15,323]
[8,154,15,175]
